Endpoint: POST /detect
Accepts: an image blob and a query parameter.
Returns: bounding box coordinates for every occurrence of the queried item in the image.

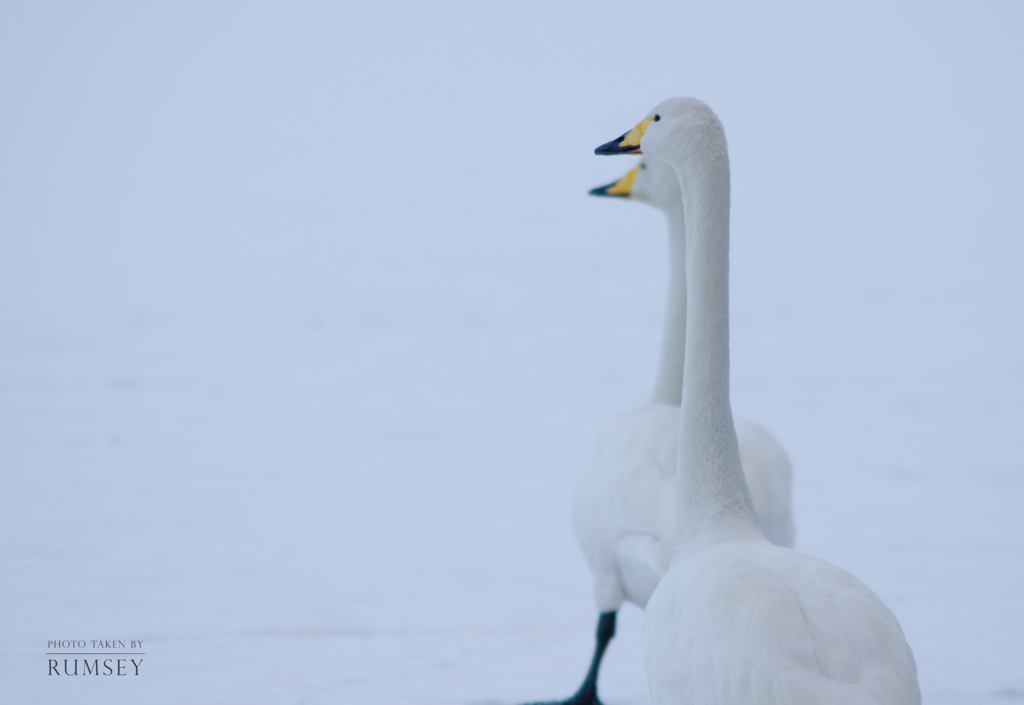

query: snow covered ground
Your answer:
[2,2,1022,703]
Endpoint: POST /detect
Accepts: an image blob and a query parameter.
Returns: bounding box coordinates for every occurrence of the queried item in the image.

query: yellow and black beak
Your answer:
[589,165,639,198]
[595,117,653,156]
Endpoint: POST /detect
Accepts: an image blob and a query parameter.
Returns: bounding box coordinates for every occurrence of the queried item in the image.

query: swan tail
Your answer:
[615,534,671,609]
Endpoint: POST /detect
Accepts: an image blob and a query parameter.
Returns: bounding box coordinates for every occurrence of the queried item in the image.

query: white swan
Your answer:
[527,160,794,705]
[594,97,920,704]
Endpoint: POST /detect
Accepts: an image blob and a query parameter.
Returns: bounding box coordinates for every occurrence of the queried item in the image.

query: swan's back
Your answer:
[644,540,920,705]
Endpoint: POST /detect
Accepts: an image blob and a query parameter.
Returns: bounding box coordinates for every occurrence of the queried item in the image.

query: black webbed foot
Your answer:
[519,612,616,705]
[520,688,603,705]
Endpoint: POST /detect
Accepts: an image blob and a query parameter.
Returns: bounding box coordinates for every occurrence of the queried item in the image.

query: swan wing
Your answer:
[572,405,677,610]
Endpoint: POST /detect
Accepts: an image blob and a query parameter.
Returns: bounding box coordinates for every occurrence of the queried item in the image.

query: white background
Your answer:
[1,2,1022,703]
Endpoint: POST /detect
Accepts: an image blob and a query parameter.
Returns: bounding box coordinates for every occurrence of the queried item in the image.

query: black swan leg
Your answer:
[522,611,617,705]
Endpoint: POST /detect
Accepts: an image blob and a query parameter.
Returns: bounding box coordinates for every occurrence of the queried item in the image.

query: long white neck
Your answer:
[672,132,760,551]
[650,206,687,406]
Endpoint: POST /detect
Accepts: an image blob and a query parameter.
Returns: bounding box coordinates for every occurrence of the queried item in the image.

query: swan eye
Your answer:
[640,163,647,170]
[654,115,660,122]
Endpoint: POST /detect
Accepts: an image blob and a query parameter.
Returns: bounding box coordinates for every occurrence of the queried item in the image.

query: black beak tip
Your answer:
[594,133,639,156]
[588,184,627,198]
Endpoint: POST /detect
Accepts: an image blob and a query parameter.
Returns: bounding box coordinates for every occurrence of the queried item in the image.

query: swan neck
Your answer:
[650,206,687,406]
[672,143,759,551]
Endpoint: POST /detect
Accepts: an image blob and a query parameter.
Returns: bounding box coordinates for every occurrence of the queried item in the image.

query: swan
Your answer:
[527,161,794,705]
[594,97,920,704]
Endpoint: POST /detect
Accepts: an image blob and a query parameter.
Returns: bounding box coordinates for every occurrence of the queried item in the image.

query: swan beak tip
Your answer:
[595,117,653,155]
[589,165,639,198]
[588,184,626,198]
[594,135,641,156]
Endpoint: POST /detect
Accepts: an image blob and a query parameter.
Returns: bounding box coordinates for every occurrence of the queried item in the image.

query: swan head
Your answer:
[588,158,681,212]
[595,97,725,168]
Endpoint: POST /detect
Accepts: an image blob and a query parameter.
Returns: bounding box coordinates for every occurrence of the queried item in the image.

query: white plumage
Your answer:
[595,97,920,705]
[573,408,794,612]
[645,542,919,704]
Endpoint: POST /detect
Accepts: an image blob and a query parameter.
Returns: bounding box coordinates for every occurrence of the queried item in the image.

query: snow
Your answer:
[1,2,1023,703]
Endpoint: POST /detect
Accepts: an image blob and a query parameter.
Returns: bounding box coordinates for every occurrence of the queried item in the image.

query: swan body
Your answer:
[594,97,920,705]
[573,408,793,612]
[645,541,919,704]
